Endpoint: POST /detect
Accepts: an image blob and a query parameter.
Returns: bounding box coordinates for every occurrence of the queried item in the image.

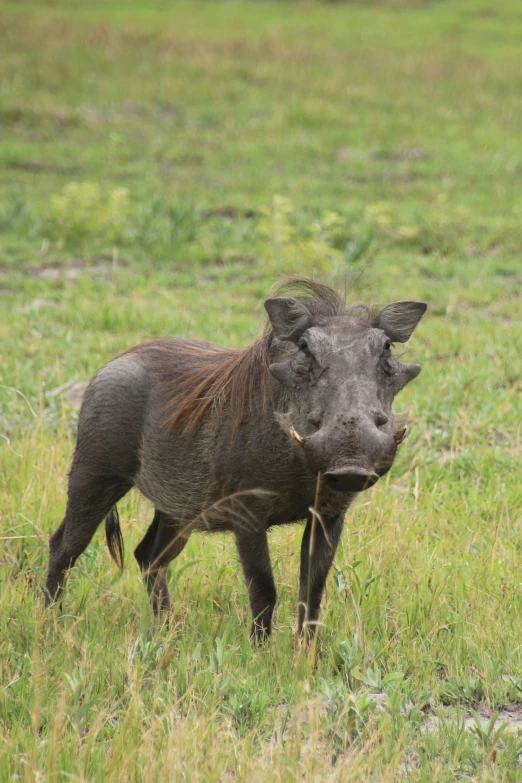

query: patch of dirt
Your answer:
[203,206,257,220]
[123,100,180,118]
[370,692,522,735]
[335,147,370,162]
[344,172,425,185]
[158,152,204,167]
[489,430,512,447]
[200,255,257,271]
[78,104,110,124]
[26,257,127,281]
[0,106,80,128]
[5,160,79,175]
[21,298,57,313]
[336,147,433,164]
[79,101,181,125]
[423,705,522,735]
[375,148,433,163]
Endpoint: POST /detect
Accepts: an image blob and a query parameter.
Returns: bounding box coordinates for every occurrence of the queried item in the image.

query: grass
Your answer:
[1,0,521,779]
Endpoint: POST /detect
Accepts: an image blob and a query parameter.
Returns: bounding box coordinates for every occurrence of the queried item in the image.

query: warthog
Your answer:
[46,278,426,639]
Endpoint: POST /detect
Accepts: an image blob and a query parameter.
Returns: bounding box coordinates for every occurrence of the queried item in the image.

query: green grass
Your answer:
[1,0,522,780]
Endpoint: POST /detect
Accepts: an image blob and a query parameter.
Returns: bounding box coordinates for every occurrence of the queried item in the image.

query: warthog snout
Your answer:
[322,467,379,493]
[301,412,398,492]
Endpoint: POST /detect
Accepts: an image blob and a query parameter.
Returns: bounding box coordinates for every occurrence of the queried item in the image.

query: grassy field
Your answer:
[1,0,522,779]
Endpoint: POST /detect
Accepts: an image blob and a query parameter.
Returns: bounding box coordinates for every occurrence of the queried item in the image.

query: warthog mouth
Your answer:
[322,466,379,493]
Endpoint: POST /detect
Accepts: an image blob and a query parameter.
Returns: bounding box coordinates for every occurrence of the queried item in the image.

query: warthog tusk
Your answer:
[394,426,408,446]
[289,426,305,446]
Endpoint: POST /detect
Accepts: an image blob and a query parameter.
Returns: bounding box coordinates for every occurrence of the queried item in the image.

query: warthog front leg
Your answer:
[297,513,344,642]
[234,527,276,641]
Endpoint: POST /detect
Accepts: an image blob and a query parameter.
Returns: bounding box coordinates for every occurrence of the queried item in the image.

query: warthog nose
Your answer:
[323,468,379,493]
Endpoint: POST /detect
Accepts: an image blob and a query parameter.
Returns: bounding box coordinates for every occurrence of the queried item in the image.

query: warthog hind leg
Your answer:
[134,510,188,615]
[45,465,132,605]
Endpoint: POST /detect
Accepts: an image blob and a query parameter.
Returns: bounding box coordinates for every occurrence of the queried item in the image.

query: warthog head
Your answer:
[266,295,427,493]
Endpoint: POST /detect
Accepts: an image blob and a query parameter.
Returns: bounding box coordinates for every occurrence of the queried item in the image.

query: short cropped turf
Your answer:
[1,1,521,780]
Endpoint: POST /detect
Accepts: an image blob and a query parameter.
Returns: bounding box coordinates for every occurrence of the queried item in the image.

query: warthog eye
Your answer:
[382,344,395,376]
[298,337,312,358]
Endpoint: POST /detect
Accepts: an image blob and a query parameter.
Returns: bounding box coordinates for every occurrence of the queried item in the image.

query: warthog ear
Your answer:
[264,297,312,342]
[372,301,427,343]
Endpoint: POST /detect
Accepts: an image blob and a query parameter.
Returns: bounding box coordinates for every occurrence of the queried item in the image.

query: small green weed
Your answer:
[321,680,378,752]
[469,710,509,760]
[256,195,373,274]
[47,182,130,250]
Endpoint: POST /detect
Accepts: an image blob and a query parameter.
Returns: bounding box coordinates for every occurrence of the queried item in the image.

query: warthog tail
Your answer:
[105,506,124,571]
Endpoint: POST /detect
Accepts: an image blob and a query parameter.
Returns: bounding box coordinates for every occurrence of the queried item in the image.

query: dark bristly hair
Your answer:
[124,278,348,434]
